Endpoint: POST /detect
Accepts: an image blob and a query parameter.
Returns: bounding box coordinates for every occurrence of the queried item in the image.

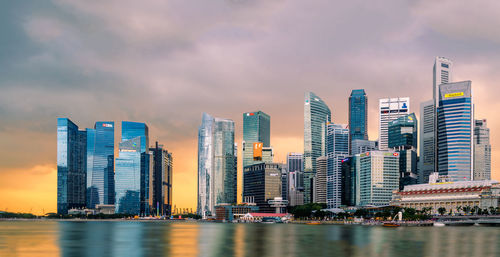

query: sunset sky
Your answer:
[1,0,500,214]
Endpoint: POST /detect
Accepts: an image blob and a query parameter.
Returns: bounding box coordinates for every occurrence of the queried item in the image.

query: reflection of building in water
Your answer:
[169,224,199,257]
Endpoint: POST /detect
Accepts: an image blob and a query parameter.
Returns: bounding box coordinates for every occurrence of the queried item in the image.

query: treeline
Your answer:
[0,212,38,219]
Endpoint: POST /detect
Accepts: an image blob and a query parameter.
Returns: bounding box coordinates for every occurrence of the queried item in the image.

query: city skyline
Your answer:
[2,1,500,214]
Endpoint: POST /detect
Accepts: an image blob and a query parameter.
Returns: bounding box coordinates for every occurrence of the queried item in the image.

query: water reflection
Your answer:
[1,221,499,257]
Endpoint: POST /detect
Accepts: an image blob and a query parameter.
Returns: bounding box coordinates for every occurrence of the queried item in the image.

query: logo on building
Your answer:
[102,123,113,128]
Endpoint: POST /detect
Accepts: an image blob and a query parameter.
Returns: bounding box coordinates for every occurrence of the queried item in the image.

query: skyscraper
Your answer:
[150,142,173,216]
[325,123,349,208]
[243,163,283,213]
[287,153,304,206]
[437,81,474,181]
[359,151,400,206]
[313,156,327,204]
[351,139,378,155]
[197,113,237,218]
[474,119,491,180]
[388,113,418,189]
[242,111,270,169]
[304,92,331,203]
[115,137,142,214]
[86,121,115,209]
[57,118,87,214]
[349,89,368,154]
[122,121,149,153]
[378,97,410,150]
[419,100,435,183]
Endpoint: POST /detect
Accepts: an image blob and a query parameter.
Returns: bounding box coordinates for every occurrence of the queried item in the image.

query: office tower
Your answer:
[351,139,378,155]
[433,57,453,107]
[349,89,368,154]
[378,97,410,150]
[287,153,304,206]
[115,137,142,214]
[437,81,474,181]
[326,124,349,208]
[304,92,331,203]
[419,100,435,183]
[242,111,270,169]
[86,121,115,209]
[262,147,274,163]
[122,121,149,153]
[388,113,418,189]
[243,163,283,213]
[281,167,288,201]
[197,113,237,218]
[150,142,173,216]
[313,156,327,204]
[474,119,491,180]
[359,151,400,206]
[340,156,358,206]
[57,118,87,214]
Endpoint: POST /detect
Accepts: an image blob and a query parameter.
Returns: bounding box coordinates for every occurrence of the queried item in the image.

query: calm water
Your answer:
[1,221,499,257]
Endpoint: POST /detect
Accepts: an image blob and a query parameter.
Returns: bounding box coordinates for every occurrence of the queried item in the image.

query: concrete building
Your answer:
[359,151,400,206]
[313,156,327,204]
[474,119,491,180]
[351,139,378,155]
[243,163,283,213]
[419,100,435,183]
[378,97,410,150]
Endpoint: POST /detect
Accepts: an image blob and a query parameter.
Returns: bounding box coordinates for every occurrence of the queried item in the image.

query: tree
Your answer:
[438,207,447,216]
[354,208,369,218]
[456,206,463,215]
[463,206,471,215]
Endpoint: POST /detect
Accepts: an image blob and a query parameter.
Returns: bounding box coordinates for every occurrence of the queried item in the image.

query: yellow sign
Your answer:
[445,92,464,98]
[253,142,263,161]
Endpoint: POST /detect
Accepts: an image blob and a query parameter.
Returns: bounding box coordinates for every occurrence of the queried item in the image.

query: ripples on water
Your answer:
[0,221,499,257]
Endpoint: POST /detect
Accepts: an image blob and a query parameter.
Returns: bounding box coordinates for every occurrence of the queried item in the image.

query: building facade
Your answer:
[349,89,368,154]
[243,163,283,213]
[242,111,270,169]
[115,137,142,214]
[378,97,410,150]
[313,156,327,204]
[388,113,418,189]
[351,139,378,155]
[86,121,115,209]
[474,119,491,180]
[150,141,173,216]
[326,124,349,208]
[359,151,400,206]
[197,113,237,218]
[437,81,474,181]
[304,92,331,203]
[341,156,358,206]
[57,118,87,214]
[419,99,435,183]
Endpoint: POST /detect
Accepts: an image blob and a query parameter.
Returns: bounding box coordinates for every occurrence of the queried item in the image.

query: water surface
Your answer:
[1,221,499,257]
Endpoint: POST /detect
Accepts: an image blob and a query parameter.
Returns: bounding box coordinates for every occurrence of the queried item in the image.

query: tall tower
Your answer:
[378,97,410,150]
[419,100,435,183]
[197,113,237,218]
[304,92,331,204]
[325,123,349,208]
[437,81,474,181]
[474,119,491,180]
[242,111,270,169]
[348,89,368,154]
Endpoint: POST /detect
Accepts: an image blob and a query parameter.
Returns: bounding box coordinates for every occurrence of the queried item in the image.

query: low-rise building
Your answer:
[215,204,259,222]
[391,180,500,214]
[240,213,292,222]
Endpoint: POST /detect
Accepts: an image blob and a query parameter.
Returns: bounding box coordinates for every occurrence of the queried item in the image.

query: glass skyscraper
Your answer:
[57,118,87,214]
[197,113,237,218]
[86,121,115,209]
[115,137,142,214]
[122,121,149,153]
[388,113,418,189]
[325,123,349,208]
[304,92,331,204]
[349,89,368,154]
[437,81,474,181]
[242,111,270,169]
[378,97,410,150]
[150,141,173,216]
[419,100,435,183]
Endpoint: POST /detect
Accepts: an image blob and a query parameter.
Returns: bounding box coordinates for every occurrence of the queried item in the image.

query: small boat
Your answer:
[306,222,321,225]
[382,222,400,227]
[433,222,446,227]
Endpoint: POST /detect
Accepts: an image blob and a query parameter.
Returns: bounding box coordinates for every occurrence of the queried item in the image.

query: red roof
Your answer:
[247,213,288,217]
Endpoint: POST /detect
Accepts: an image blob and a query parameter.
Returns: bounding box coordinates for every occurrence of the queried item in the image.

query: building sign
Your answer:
[445,92,464,98]
[253,142,263,161]
[102,123,113,128]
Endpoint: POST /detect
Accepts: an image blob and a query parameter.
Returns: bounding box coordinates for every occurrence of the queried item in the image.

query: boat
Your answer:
[433,222,446,227]
[306,222,321,225]
[382,222,400,227]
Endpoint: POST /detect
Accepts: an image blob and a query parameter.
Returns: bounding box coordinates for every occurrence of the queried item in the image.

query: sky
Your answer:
[1,0,500,214]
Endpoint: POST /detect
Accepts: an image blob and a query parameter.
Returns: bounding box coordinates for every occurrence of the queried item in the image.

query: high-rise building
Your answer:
[243,163,283,213]
[474,119,491,180]
[57,118,87,214]
[313,156,327,204]
[86,121,115,209]
[359,151,400,206]
[378,97,410,150]
[340,156,358,206]
[150,142,173,216]
[326,124,349,208]
[351,139,378,155]
[122,121,149,153]
[242,111,270,169]
[115,137,142,214]
[197,113,237,218]
[388,113,418,189]
[419,100,435,183]
[349,89,368,154]
[287,153,304,206]
[304,92,331,203]
[437,81,474,181]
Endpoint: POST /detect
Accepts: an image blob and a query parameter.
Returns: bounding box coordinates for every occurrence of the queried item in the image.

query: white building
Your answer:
[359,151,400,206]
[474,119,491,180]
[378,97,410,150]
